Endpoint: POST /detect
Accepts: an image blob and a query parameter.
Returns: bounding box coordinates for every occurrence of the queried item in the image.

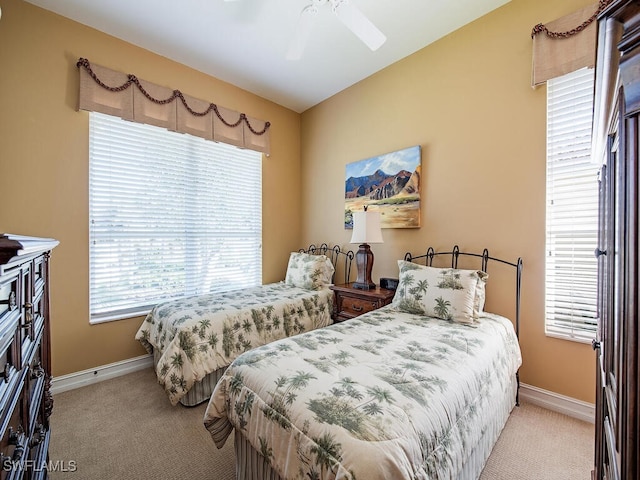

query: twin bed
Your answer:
[135,244,354,406]
[203,246,523,480]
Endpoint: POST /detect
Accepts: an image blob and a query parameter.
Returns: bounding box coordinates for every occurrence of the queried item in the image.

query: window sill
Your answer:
[90,307,151,325]
[545,329,595,345]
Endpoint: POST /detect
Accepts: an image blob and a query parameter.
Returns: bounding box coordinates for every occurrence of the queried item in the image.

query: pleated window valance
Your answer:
[77,58,271,155]
[531,2,606,86]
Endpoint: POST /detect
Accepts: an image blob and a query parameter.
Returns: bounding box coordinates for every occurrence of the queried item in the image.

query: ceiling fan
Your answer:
[224,0,386,61]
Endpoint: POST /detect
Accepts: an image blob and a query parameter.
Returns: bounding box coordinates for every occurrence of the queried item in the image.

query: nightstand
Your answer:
[329,283,396,322]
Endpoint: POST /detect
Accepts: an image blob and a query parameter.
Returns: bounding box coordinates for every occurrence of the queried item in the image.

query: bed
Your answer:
[204,246,523,479]
[135,244,354,406]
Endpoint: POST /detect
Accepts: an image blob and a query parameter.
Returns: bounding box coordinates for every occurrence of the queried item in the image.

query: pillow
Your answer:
[319,255,335,285]
[474,272,488,318]
[285,252,335,290]
[391,260,488,324]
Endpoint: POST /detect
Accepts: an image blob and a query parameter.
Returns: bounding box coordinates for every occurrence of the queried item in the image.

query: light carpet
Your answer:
[49,367,593,479]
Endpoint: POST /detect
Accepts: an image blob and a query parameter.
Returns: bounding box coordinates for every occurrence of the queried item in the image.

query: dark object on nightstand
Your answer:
[330,283,395,322]
[379,277,399,290]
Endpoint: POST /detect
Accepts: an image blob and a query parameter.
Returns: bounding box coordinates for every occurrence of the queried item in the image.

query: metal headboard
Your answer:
[404,245,524,404]
[404,244,523,338]
[300,243,354,285]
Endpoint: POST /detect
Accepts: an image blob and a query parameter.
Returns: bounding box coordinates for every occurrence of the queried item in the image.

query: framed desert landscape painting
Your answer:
[345,145,421,229]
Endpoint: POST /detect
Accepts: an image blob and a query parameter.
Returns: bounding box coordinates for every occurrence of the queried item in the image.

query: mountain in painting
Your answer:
[345,169,389,198]
[345,167,419,200]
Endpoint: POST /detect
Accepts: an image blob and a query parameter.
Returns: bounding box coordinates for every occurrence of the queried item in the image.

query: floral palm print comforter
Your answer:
[204,306,522,479]
[135,282,333,405]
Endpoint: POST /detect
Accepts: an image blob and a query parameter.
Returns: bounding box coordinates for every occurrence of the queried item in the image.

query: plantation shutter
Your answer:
[545,67,598,342]
[89,112,262,323]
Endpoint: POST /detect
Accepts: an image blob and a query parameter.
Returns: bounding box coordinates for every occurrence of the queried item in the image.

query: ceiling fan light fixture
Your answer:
[286,0,385,60]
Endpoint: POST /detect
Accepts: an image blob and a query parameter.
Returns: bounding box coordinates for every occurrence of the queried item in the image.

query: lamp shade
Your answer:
[350,210,383,244]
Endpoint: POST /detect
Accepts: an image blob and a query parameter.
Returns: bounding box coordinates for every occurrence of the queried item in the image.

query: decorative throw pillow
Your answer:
[391,260,488,324]
[285,252,334,290]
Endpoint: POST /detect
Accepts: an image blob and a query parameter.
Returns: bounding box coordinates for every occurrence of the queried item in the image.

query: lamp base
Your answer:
[352,281,376,290]
[353,243,376,290]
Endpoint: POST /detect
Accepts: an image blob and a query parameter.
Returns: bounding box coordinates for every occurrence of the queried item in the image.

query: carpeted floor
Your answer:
[49,367,593,479]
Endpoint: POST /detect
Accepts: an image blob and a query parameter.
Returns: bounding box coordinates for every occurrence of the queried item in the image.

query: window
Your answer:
[545,67,598,342]
[89,112,262,324]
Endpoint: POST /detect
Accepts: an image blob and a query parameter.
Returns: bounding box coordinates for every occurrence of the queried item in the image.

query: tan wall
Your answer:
[0,1,302,377]
[300,0,597,403]
[0,0,598,403]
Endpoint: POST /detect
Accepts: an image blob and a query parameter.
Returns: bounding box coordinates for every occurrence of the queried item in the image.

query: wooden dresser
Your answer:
[592,2,639,479]
[330,283,395,322]
[0,235,58,479]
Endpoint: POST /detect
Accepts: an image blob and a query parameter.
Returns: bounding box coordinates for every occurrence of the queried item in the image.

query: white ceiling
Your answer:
[25,0,511,113]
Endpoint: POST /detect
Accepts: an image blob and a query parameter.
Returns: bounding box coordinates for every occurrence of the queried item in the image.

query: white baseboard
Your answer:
[520,382,595,424]
[51,354,153,395]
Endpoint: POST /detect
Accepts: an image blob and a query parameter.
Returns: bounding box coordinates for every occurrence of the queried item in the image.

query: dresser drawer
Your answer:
[31,257,45,299]
[0,377,28,480]
[0,271,21,410]
[26,337,45,435]
[0,273,19,326]
[20,289,44,369]
[0,315,20,410]
[26,407,49,480]
[27,429,50,480]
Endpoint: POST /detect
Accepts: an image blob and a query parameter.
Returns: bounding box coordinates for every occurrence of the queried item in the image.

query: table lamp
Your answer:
[350,207,383,289]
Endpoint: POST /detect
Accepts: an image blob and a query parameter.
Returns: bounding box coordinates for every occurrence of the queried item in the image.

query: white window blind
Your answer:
[545,67,598,342]
[89,112,262,323]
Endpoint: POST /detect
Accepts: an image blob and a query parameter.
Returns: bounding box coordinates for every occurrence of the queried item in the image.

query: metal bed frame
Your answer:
[301,243,355,285]
[404,244,523,403]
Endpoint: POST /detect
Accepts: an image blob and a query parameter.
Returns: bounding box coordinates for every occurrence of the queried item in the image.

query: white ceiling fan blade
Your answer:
[331,0,386,51]
[286,4,319,61]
